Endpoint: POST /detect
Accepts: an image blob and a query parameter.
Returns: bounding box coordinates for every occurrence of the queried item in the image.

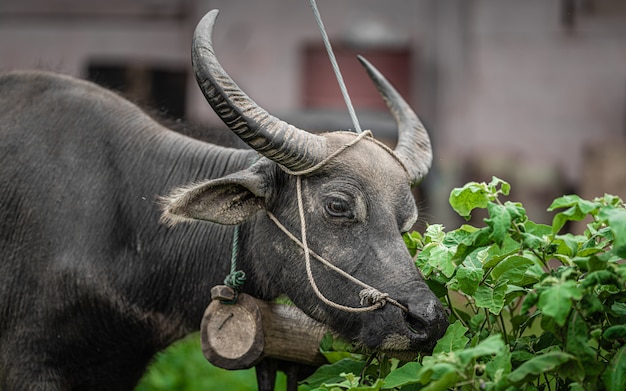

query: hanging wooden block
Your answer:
[201,285,331,370]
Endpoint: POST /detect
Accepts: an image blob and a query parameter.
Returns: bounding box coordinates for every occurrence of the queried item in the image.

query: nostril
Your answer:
[404,312,427,337]
[405,299,449,340]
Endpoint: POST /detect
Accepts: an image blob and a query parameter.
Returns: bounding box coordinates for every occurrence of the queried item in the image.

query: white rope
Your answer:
[267,188,407,313]
[308,0,362,134]
[267,132,409,314]
[278,130,372,176]
[296,176,385,313]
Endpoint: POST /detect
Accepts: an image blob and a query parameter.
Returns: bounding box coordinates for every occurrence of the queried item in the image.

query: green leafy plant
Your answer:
[300,177,626,391]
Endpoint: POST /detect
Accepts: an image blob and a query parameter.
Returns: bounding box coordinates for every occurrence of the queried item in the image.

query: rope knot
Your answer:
[359,288,388,307]
[224,270,246,290]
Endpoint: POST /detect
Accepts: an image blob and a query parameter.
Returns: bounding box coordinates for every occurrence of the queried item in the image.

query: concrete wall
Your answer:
[1,0,625,228]
[431,0,626,226]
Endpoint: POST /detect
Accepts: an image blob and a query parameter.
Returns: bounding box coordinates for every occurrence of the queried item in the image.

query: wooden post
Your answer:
[200,286,330,370]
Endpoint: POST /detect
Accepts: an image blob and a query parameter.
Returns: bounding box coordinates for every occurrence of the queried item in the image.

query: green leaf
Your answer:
[610,302,626,317]
[574,253,608,273]
[417,225,456,278]
[428,245,457,278]
[507,351,575,385]
[569,383,586,391]
[491,255,536,286]
[453,228,493,262]
[548,195,600,234]
[456,264,484,295]
[578,293,604,318]
[302,359,367,389]
[403,232,422,257]
[321,372,361,389]
[603,325,626,341]
[481,238,521,269]
[469,312,486,332]
[474,283,507,315]
[525,263,546,284]
[602,346,626,391]
[417,359,454,383]
[421,370,460,391]
[449,182,492,220]
[321,372,385,391]
[320,333,334,351]
[504,284,527,306]
[520,290,538,315]
[565,311,596,369]
[444,224,479,245]
[321,351,362,365]
[504,201,525,221]
[510,350,535,364]
[520,220,551,250]
[551,207,586,235]
[487,176,510,196]
[537,280,583,326]
[485,340,512,378]
[424,224,446,244]
[319,334,362,364]
[557,233,585,255]
[548,194,598,213]
[456,334,505,365]
[485,202,512,247]
[603,207,626,257]
[433,321,469,354]
[424,277,449,299]
[523,220,553,237]
[581,270,620,289]
[381,362,422,389]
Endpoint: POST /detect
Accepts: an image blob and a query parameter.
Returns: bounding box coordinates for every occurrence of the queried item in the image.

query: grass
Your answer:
[135,333,287,391]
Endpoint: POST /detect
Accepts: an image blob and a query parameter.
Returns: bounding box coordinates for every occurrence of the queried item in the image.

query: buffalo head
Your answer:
[161,10,448,354]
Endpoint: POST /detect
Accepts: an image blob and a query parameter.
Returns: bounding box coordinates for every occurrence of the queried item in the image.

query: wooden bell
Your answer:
[200,285,331,370]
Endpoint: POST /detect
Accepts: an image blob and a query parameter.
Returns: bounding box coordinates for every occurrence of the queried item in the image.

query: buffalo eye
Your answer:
[324,197,354,219]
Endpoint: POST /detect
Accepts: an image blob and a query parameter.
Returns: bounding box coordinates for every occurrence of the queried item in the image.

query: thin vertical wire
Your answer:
[308,0,362,134]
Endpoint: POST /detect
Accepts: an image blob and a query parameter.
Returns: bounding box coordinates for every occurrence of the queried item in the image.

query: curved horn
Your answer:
[357,56,432,185]
[192,10,327,171]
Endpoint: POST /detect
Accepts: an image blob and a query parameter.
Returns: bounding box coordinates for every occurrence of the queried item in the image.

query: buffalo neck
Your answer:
[111,125,260,338]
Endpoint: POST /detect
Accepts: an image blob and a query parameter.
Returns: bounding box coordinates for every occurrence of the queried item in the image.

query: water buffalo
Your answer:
[0,9,448,390]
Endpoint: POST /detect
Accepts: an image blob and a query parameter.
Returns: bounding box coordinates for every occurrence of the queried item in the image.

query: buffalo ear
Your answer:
[160,169,267,226]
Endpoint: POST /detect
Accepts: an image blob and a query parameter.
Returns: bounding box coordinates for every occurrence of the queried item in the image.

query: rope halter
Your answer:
[267,130,409,314]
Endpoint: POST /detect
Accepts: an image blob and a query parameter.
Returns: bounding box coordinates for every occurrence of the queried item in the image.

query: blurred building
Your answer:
[1,0,625,229]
